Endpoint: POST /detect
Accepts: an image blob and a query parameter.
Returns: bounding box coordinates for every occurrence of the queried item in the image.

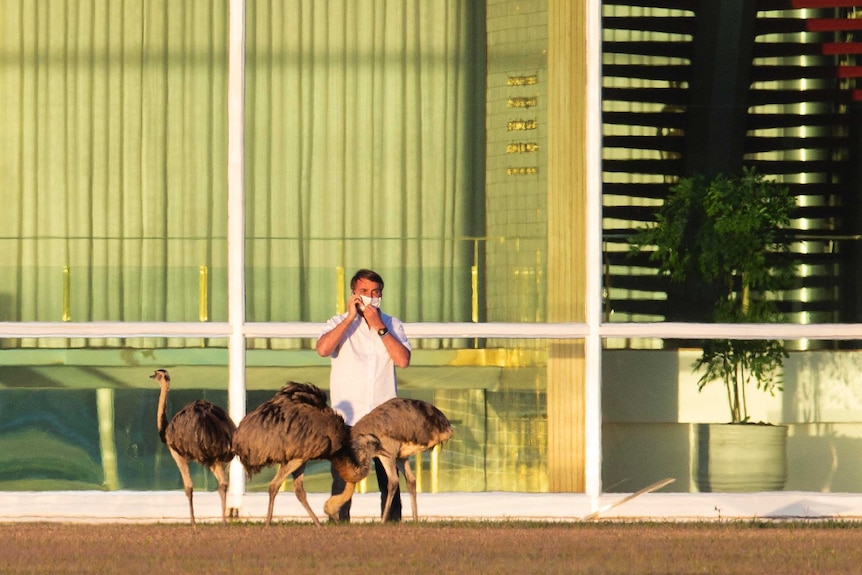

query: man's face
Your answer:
[353,278,382,298]
[353,278,382,308]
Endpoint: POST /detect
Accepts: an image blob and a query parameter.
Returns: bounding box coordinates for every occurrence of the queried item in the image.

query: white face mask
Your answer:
[359,294,381,309]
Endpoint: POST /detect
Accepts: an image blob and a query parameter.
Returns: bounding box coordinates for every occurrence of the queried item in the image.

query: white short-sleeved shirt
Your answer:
[319,311,411,426]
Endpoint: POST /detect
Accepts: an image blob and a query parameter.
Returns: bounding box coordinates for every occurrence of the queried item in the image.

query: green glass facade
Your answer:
[4,0,862,496]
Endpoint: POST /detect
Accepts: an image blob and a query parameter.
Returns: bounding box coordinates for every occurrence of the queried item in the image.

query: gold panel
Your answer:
[508,74,539,86]
[508,119,539,131]
[546,0,588,492]
[506,167,539,176]
[507,96,538,108]
[506,143,540,154]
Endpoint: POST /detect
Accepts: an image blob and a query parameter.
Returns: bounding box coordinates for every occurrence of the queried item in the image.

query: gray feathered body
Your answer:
[233,382,351,476]
[233,382,368,526]
[351,397,453,459]
[162,399,236,467]
[324,397,453,522]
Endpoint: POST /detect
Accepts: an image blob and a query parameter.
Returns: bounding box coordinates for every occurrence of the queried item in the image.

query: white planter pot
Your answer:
[691,423,788,492]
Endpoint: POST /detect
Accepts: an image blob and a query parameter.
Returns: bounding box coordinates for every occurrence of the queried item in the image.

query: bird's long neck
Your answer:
[323,480,356,521]
[324,435,374,522]
[157,381,169,443]
[331,442,372,484]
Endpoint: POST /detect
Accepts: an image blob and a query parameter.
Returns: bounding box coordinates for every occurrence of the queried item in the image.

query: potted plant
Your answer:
[630,167,798,491]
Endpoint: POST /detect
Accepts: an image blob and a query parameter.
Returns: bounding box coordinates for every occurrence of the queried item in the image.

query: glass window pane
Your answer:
[601,4,862,325]
[0,2,229,324]
[0,338,552,494]
[604,339,862,493]
[0,359,229,491]
[243,1,491,324]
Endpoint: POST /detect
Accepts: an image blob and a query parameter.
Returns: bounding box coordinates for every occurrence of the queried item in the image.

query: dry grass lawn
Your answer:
[1,521,860,574]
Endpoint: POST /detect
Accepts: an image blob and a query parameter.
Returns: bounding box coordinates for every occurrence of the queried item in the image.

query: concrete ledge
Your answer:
[2,491,862,524]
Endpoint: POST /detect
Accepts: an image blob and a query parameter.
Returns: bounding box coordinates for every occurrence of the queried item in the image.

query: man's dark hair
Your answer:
[350,268,384,290]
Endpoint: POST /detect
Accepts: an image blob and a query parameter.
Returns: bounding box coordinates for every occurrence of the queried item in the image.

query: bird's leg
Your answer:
[169,448,196,528]
[324,481,355,523]
[290,466,322,528]
[266,460,316,526]
[377,456,400,522]
[401,458,418,521]
[265,462,295,526]
[210,462,229,525]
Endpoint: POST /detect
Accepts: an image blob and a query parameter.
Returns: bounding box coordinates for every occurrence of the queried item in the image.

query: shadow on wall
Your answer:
[602,350,681,423]
[602,422,693,493]
[782,352,862,491]
[785,428,862,492]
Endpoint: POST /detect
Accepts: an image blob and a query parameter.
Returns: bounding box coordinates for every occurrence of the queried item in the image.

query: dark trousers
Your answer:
[330,458,402,522]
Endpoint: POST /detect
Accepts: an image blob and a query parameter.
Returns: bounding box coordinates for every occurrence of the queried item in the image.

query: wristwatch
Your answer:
[377,327,389,337]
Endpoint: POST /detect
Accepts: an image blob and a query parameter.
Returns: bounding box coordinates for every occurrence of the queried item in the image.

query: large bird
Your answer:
[151,369,236,527]
[324,397,453,522]
[232,382,362,527]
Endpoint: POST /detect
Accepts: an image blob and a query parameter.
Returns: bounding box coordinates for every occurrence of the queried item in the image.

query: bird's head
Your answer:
[352,433,382,460]
[150,369,171,388]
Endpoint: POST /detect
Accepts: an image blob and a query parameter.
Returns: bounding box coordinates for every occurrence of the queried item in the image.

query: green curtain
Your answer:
[244,0,485,327]
[0,0,485,347]
[0,0,229,348]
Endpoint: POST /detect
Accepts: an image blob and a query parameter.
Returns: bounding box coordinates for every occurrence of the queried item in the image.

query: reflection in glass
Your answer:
[603,340,862,493]
[0,345,551,494]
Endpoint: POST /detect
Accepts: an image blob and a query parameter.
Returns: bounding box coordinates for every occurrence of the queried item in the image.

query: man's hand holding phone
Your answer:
[348,292,365,320]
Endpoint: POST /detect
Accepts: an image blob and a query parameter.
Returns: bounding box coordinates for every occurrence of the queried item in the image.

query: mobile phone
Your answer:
[353,292,365,314]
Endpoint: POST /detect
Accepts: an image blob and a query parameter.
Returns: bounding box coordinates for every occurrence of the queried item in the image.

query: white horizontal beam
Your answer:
[600,322,862,340]
[403,322,589,339]
[246,322,591,338]
[0,322,234,338]
[3,321,862,341]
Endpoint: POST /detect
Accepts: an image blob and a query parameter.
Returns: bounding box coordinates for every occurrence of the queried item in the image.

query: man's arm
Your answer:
[316,315,353,357]
[380,327,411,368]
[317,296,363,357]
[361,305,411,368]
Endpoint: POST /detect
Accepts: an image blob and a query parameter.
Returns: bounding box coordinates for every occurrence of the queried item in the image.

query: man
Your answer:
[316,268,411,521]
